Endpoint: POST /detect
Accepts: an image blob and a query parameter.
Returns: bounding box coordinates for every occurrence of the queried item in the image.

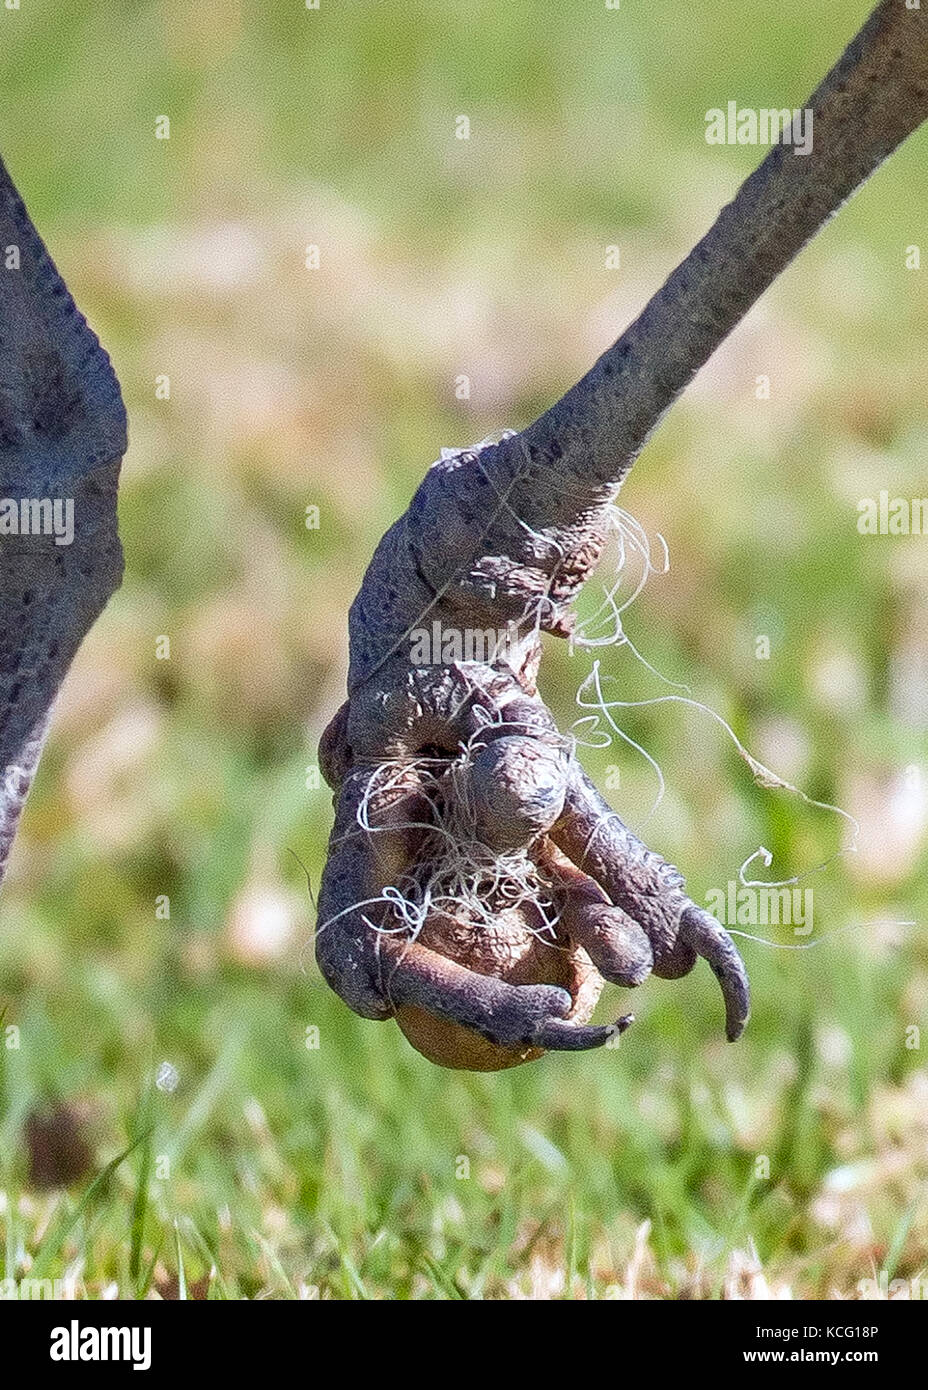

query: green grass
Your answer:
[0,0,926,1298]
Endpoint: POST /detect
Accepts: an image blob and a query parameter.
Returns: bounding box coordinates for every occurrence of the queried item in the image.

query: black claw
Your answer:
[533,1012,634,1051]
[679,905,751,1041]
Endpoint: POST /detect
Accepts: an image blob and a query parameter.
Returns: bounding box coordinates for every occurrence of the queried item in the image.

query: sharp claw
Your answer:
[533,1013,634,1051]
[679,905,750,1041]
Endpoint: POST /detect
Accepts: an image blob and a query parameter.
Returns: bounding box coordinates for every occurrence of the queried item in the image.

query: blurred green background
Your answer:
[0,0,926,1298]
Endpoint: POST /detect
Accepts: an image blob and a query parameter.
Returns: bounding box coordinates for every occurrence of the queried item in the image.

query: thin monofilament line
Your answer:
[576,661,860,861]
[727,920,916,951]
[562,520,889,967]
[551,495,862,898]
[571,504,672,653]
[351,738,562,942]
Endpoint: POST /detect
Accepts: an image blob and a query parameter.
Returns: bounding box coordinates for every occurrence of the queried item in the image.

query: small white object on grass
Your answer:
[156,1061,179,1094]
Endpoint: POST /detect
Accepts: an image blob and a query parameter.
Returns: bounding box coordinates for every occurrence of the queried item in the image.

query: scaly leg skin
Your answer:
[315,657,749,1068]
